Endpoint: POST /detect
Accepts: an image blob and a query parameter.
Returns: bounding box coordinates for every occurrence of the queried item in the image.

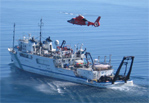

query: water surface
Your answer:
[0,0,148,103]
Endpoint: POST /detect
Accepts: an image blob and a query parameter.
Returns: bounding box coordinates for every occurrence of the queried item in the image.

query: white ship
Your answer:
[8,19,134,88]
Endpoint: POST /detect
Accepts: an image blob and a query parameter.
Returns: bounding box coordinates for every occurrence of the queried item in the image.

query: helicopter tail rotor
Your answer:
[94,16,101,27]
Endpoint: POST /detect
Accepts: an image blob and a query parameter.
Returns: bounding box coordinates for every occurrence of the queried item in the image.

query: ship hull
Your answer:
[8,48,133,88]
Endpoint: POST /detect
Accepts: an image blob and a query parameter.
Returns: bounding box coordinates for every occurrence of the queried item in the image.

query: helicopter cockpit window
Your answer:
[70,19,75,23]
[71,19,75,21]
[82,18,87,21]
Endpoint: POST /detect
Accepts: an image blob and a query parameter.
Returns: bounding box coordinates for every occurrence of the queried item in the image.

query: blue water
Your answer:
[0,0,148,103]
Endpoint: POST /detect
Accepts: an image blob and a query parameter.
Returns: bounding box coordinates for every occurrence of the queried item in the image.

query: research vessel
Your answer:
[8,19,134,88]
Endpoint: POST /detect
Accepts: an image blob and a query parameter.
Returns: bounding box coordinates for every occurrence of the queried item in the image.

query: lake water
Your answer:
[0,0,148,103]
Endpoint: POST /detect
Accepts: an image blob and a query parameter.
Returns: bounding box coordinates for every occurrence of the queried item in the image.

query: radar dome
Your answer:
[55,40,59,46]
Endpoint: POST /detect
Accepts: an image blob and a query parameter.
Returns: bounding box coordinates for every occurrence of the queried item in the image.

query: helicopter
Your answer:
[67,15,101,27]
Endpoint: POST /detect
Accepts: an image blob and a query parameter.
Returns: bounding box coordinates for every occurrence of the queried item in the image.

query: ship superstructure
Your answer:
[8,20,134,88]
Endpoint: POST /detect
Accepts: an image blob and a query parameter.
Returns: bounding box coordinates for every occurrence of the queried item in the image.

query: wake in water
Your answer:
[108,75,149,96]
[109,84,148,95]
[35,80,79,94]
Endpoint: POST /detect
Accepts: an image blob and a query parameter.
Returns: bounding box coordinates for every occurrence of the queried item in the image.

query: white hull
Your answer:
[8,48,133,88]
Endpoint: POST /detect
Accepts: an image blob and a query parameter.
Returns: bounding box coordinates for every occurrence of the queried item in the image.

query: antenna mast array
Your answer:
[38,19,44,55]
[39,19,44,46]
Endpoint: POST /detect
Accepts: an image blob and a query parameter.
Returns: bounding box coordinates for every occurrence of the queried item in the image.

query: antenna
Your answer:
[98,56,100,63]
[109,54,112,65]
[13,23,15,51]
[39,19,44,46]
[104,56,106,63]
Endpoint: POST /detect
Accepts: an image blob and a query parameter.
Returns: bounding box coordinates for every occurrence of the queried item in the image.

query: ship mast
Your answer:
[13,23,15,52]
[39,19,44,55]
[39,19,44,46]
